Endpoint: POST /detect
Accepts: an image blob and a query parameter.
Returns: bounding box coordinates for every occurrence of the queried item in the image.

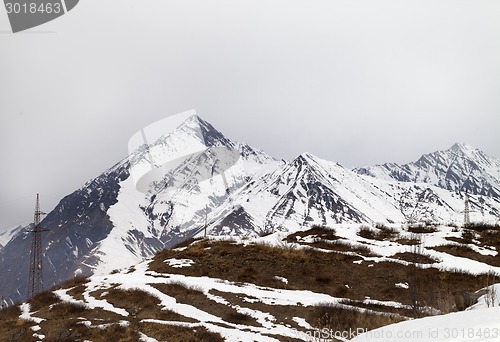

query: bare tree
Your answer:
[485,270,498,308]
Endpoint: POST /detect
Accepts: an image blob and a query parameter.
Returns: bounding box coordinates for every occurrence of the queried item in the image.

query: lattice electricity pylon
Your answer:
[28,194,48,298]
[463,191,471,227]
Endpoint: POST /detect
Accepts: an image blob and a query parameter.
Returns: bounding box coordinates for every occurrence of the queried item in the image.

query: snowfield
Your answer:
[352,307,500,342]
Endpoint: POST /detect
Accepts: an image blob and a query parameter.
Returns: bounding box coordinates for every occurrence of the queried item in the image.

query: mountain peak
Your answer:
[355,142,500,198]
[291,152,319,167]
[169,113,232,148]
[449,142,475,155]
[443,142,499,168]
[417,142,485,166]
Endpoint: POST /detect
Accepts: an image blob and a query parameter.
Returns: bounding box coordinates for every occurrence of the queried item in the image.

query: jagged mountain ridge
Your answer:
[1,115,499,305]
[354,142,500,198]
[209,151,500,234]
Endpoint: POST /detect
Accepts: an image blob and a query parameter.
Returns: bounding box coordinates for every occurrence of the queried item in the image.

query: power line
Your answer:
[464,191,470,227]
[27,194,48,298]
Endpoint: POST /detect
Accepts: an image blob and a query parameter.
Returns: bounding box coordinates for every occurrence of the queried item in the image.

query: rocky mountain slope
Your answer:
[1,114,499,305]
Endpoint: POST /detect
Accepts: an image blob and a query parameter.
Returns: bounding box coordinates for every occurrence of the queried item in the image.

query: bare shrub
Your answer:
[55,275,89,290]
[357,226,377,239]
[308,302,401,332]
[51,301,88,315]
[485,270,498,308]
[407,224,438,234]
[393,252,438,264]
[97,323,140,342]
[0,304,21,321]
[461,229,475,243]
[410,234,424,255]
[168,281,204,294]
[224,311,253,324]
[377,226,400,240]
[330,240,376,256]
[29,291,60,311]
[102,288,163,318]
[171,237,202,249]
[430,244,500,267]
[406,263,425,315]
[286,225,337,242]
[467,222,500,233]
[140,323,223,342]
[357,225,399,241]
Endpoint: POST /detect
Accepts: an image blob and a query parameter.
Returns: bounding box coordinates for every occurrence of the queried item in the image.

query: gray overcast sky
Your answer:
[1,1,499,231]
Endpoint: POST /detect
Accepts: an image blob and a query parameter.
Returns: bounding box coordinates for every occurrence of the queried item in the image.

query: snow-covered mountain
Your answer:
[1,115,499,305]
[354,142,500,198]
[0,115,280,304]
[0,225,23,250]
[209,151,500,234]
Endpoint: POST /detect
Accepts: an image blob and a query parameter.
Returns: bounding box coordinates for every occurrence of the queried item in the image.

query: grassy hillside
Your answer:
[0,223,498,341]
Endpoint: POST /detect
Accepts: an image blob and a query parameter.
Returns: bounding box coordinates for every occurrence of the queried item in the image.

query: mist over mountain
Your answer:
[1,114,499,304]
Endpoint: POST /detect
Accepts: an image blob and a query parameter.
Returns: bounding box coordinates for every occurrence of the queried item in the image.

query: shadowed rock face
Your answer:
[0,163,129,305]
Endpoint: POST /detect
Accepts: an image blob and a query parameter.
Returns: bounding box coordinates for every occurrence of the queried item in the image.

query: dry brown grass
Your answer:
[149,238,491,315]
[0,304,24,341]
[407,224,439,234]
[53,274,89,290]
[0,303,21,320]
[429,244,500,267]
[286,225,338,242]
[42,321,141,342]
[357,225,400,241]
[102,287,192,322]
[28,291,60,312]
[339,298,417,318]
[291,236,378,257]
[172,236,203,249]
[308,302,403,332]
[152,282,258,326]
[2,226,496,340]
[465,222,500,233]
[139,322,224,342]
[49,301,89,316]
[391,252,439,264]
[447,224,500,252]
[0,319,33,341]
[327,240,377,256]
[396,236,422,245]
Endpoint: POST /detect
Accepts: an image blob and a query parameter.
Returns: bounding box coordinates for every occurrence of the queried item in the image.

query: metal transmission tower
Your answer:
[463,191,471,227]
[28,194,48,298]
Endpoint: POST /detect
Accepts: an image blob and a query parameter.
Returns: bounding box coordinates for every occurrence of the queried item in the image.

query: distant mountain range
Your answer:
[1,114,499,304]
[354,142,500,197]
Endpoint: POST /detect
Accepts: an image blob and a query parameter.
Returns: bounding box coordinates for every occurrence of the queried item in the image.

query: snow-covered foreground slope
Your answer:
[352,288,500,342]
[7,233,500,342]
